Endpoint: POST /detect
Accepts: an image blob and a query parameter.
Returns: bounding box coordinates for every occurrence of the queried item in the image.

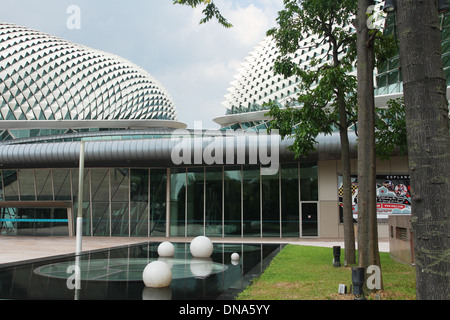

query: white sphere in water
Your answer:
[190,258,214,278]
[142,261,172,288]
[158,241,175,257]
[231,252,240,261]
[190,236,213,258]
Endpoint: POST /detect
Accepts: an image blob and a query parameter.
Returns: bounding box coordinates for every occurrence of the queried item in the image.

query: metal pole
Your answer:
[75,141,85,255]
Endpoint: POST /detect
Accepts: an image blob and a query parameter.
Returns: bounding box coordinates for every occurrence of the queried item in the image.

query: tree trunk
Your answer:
[356,0,381,277]
[396,0,450,300]
[338,90,356,265]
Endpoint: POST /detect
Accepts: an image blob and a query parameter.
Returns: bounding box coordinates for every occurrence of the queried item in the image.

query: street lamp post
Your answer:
[75,141,85,255]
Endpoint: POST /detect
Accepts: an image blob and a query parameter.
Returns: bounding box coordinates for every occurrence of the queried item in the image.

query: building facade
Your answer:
[1,10,449,239]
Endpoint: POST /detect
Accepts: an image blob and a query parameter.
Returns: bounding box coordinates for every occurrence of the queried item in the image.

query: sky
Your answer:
[0,0,285,129]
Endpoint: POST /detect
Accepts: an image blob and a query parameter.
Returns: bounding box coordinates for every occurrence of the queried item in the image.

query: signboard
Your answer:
[338,175,411,219]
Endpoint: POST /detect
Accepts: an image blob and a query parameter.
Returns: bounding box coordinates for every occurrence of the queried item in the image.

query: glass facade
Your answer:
[375,10,450,96]
[0,163,319,237]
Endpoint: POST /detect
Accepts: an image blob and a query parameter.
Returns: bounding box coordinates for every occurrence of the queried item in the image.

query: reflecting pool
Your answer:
[0,242,282,300]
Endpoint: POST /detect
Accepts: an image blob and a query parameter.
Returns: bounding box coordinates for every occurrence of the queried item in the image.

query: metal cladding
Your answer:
[0,132,357,169]
[0,21,178,121]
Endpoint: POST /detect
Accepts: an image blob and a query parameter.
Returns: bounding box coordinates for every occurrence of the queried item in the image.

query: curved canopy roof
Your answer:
[0,132,357,169]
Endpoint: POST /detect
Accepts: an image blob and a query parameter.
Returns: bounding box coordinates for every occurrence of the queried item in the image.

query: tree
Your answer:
[265,0,358,265]
[355,0,382,290]
[394,0,450,299]
[173,0,232,28]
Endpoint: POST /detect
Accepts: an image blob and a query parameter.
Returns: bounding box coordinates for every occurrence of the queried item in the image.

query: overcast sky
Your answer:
[1,0,284,128]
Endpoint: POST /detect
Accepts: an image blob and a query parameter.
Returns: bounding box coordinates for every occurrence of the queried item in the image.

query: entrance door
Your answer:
[0,202,71,236]
[301,203,318,236]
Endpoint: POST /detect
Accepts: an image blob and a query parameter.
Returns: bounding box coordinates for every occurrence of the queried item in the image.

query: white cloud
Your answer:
[226,3,270,46]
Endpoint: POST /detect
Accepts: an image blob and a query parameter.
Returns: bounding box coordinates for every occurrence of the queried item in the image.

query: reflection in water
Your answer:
[0,242,281,300]
[34,257,227,281]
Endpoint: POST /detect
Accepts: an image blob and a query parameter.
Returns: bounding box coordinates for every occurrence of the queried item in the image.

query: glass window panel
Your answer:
[91,169,109,202]
[300,162,318,201]
[35,169,54,201]
[170,168,186,237]
[109,169,130,237]
[92,202,109,236]
[281,163,300,237]
[130,202,148,237]
[110,169,129,202]
[18,169,35,201]
[262,170,279,237]
[376,74,387,88]
[72,169,90,202]
[205,166,223,237]
[377,61,388,74]
[50,208,69,236]
[187,168,204,236]
[53,169,72,201]
[1,207,17,234]
[111,202,129,236]
[224,166,241,237]
[443,54,450,69]
[130,169,149,202]
[302,202,318,236]
[2,170,19,201]
[150,169,167,237]
[442,40,450,54]
[130,169,149,237]
[389,57,399,70]
[243,165,260,237]
[388,70,398,85]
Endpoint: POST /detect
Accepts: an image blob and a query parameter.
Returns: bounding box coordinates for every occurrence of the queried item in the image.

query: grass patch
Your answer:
[237,244,416,300]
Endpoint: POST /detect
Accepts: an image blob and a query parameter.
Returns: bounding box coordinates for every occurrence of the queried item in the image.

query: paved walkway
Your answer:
[0,236,389,266]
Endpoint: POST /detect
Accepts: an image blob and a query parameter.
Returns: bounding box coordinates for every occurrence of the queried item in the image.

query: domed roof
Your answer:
[0,22,178,121]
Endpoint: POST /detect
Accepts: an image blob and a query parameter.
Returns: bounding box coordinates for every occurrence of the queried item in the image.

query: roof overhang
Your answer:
[0,132,357,169]
[212,90,436,127]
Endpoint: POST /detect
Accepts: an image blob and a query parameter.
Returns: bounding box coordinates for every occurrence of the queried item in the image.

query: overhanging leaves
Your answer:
[173,0,233,28]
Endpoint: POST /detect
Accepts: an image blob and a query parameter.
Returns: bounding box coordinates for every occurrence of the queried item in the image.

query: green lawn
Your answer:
[237,244,416,300]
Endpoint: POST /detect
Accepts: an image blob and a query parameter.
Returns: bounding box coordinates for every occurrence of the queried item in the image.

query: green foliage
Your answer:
[265,0,358,158]
[375,97,408,160]
[372,29,397,69]
[173,0,232,28]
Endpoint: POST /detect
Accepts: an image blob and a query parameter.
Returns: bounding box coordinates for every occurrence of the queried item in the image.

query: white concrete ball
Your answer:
[158,241,175,257]
[190,236,214,258]
[142,261,172,288]
[231,252,240,261]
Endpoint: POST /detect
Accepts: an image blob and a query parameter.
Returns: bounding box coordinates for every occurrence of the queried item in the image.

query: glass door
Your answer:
[301,202,318,236]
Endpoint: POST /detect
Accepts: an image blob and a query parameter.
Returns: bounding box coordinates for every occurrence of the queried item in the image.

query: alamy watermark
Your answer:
[366,4,387,30]
[366,265,382,290]
[66,5,81,30]
[170,121,280,175]
[66,264,81,290]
